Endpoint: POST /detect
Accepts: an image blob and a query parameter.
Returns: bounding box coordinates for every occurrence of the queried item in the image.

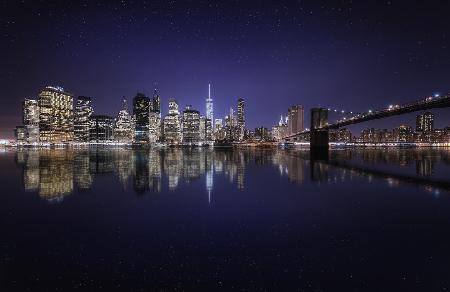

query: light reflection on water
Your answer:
[2,147,450,290]
[12,147,450,202]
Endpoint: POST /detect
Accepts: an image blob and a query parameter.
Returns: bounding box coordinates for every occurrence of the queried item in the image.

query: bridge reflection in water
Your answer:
[13,147,450,202]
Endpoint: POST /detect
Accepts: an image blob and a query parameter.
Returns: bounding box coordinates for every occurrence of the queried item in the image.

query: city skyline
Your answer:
[3,1,450,137]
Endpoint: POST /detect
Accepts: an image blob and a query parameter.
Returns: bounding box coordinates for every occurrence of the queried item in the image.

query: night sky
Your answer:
[1,0,450,138]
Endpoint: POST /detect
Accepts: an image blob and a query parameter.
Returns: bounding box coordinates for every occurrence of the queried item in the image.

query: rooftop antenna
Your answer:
[208,83,211,99]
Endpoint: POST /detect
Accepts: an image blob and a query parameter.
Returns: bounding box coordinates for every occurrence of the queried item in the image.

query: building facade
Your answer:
[182,105,201,143]
[38,86,74,143]
[206,84,214,130]
[133,93,150,143]
[74,96,93,142]
[416,112,434,132]
[114,99,134,143]
[22,98,40,143]
[237,98,245,141]
[288,105,304,135]
[163,99,182,144]
[89,115,114,142]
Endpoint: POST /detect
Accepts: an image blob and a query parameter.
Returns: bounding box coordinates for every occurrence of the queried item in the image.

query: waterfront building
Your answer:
[287,105,304,135]
[163,99,182,144]
[416,112,434,132]
[74,96,93,142]
[38,86,74,143]
[360,128,390,143]
[255,127,270,141]
[206,84,214,130]
[237,98,245,141]
[15,126,27,142]
[133,93,150,142]
[89,115,114,142]
[22,98,40,143]
[392,125,414,142]
[329,128,352,143]
[114,99,134,143]
[182,105,201,144]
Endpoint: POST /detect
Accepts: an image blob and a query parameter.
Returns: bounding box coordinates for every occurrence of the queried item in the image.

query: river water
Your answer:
[1,147,449,290]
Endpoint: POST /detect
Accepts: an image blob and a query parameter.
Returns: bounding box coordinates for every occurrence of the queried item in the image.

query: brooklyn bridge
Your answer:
[283,94,450,152]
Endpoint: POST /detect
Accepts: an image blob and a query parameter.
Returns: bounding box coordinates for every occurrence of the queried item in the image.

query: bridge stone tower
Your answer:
[310,108,329,159]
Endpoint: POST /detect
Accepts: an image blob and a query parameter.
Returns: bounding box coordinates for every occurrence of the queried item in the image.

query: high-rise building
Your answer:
[148,88,161,143]
[89,115,114,142]
[237,98,245,141]
[151,88,161,113]
[288,105,304,135]
[148,111,161,143]
[22,98,40,143]
[182,105,201,144]
[38,86,74,143]
[114,99,134,142]
[74,96,93,142]
[163,99,182,144]
[133,93,150,142]
[206,84,214,130]
[416,112,434,132]
[205,118,212,142]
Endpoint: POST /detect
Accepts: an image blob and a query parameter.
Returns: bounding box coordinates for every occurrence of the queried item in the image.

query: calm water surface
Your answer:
[1,147,450,291]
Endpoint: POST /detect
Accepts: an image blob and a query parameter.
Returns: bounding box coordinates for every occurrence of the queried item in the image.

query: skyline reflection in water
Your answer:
[12,147,450,202]
[2,147,450,290]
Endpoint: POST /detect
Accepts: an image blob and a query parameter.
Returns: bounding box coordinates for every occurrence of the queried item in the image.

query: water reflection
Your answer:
[14,147,450,202]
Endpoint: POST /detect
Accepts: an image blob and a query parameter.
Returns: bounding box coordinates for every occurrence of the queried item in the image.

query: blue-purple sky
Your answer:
[1,0,450,138]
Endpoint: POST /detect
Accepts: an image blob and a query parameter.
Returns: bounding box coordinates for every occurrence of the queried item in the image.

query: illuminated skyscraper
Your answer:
[89,115,114,142]
[416,112,434,132]
[206,84,214,130]
[149,88,161,143]
[74,96,93,142]
[288,105,304,135]
[163,99,182,144]
[114,98,134,142]
[151,88,161,113]
[22,98,40,143]
[182,105,201,144]
[133,93,150,142]
[38,86,74,143]
[237,98,245,140]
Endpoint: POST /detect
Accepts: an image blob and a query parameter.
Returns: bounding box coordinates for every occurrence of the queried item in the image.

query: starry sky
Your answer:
[1,0,450,138]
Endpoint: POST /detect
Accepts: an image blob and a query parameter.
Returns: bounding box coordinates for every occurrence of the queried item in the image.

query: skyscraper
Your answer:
[74,96,93,142]
[133,93,150,142]
[288,105,304,135]
[416,112,434,132]
[149,88,161,143]
[237,98,245,140]
[89,115,114,142]
[38,86,74,143]
[151,88,161,113]
[163,99,182,144]
[22,98,40,143]
[182,105,201,144]
[206,84,214,130]
[114,98,134,143]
